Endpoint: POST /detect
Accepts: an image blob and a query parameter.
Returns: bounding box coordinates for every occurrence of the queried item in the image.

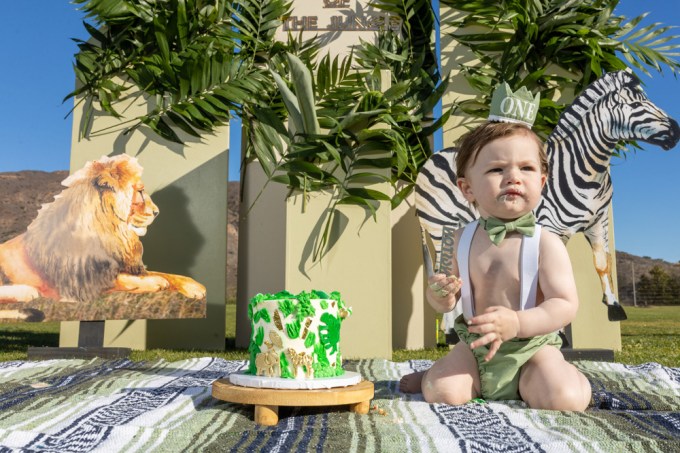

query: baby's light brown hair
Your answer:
[455,121,548,178]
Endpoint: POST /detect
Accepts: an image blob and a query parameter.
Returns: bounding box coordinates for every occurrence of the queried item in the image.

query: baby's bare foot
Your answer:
[399,370,426,393]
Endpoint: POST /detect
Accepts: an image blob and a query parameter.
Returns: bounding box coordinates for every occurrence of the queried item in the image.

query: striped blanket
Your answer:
[0,358,678,452]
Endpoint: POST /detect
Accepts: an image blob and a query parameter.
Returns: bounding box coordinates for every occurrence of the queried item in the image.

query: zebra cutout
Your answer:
[416,70,680,325]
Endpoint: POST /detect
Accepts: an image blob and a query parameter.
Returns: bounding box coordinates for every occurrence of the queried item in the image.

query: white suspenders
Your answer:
[458,221,478,321]
[457,220,542,320]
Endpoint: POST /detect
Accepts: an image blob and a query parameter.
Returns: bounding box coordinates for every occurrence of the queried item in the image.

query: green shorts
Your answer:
[453,314,562,401]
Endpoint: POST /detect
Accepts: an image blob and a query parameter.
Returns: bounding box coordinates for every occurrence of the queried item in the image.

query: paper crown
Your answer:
[488,82,540,127]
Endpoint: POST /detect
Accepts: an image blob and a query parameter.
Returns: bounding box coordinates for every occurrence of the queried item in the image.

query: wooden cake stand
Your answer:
[212,376,374,426]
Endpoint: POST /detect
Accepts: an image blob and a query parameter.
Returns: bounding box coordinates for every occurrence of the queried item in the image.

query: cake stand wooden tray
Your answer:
[212,379,374,426]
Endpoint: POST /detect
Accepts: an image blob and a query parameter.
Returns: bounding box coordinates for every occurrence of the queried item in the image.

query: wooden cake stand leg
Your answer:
[349,400,370,414]
[254,404,279,426]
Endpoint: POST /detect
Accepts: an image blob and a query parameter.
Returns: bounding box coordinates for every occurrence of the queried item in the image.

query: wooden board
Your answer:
[212,379,374,426]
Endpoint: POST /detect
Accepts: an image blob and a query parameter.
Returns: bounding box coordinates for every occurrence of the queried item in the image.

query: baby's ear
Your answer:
[457,178,475,203]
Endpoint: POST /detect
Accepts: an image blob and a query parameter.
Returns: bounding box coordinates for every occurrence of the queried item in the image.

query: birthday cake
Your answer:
[246,290,351,379]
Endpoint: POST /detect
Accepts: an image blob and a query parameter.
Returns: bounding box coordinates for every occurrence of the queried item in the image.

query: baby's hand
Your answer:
[467,306,520,362]
[427,274,462,309]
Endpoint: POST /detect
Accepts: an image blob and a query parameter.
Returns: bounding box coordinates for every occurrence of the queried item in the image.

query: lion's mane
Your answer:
[23,155,149,301]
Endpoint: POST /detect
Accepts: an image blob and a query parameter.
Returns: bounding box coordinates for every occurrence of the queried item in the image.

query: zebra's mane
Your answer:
[550,71,640,139]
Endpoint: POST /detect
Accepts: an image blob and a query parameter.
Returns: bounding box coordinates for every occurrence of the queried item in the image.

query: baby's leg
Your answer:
[519,345,592,411]
[420,342,480,405]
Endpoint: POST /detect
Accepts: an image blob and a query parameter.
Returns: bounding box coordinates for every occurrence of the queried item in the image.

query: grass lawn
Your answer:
[616,305,680,367]
[1,305,679,367]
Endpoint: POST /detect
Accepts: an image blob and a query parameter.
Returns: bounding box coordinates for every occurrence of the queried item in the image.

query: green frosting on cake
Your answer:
[278,299,296,318]
[286,319,301,339]
[295,292,316,321]
[304,331,316,349]
[254,326,264,346]
[253,308,270,323]
[279,352,292,378]
[247,290,348,317]
[319,312,341,354]
[246,326,262,374]
[246,290,350,378]
[313,342,330,370]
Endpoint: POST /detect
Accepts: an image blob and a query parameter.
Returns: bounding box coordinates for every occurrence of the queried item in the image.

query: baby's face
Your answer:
[457,133,546,221]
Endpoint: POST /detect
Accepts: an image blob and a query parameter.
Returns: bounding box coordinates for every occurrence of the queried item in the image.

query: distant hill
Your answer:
[0,170,69,243]
[1,170,678,305]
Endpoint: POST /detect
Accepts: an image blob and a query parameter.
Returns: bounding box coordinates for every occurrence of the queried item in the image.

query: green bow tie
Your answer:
[479,212,536,246]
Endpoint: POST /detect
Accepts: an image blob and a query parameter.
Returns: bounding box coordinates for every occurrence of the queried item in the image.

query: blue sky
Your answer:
[1,1,679,263]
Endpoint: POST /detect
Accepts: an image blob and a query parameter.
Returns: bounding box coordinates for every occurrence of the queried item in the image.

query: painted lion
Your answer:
[0,154,206,320]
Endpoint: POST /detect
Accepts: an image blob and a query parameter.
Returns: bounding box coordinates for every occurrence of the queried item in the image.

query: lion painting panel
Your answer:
[0,154,207,322]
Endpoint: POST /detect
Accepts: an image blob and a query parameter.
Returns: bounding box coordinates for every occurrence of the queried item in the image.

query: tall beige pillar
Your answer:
[61,92,228,350]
